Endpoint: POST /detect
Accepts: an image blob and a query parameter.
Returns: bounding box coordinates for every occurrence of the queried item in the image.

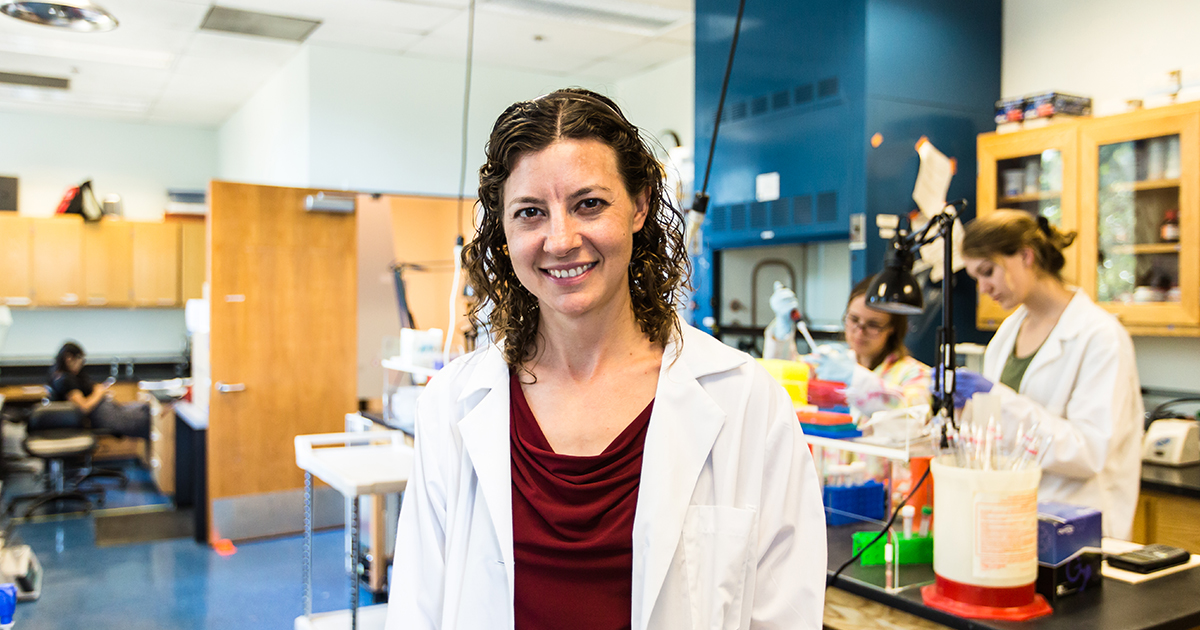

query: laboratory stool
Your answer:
[5,403,103,518]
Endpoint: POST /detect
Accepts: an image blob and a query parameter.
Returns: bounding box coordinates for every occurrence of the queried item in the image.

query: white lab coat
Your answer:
[982,290,1144,539]
[386,324,827,630]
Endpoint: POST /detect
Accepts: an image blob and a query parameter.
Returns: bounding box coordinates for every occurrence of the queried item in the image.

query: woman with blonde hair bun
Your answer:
[955,209,1143,539]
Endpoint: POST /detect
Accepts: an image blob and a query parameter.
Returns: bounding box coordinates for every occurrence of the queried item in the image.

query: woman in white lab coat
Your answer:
[958,210,1143,539]
[385,89,826,630]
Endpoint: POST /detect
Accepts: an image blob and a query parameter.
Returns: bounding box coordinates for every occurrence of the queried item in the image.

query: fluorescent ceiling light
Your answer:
[0,1,118,32]
[0,33,174,69]
[483,0,689,35]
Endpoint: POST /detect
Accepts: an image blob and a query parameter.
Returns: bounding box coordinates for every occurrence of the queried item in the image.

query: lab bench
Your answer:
[824,521,1200,630]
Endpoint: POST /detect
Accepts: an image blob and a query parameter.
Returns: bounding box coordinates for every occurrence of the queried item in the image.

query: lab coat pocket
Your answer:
[681,505,757,630]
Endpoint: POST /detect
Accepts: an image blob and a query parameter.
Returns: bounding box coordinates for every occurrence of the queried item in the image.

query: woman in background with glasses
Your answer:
[767,276,931,416]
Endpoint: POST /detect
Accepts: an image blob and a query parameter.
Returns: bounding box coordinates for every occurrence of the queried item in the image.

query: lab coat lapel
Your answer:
[634,327,746,630]
[455,347,515,570]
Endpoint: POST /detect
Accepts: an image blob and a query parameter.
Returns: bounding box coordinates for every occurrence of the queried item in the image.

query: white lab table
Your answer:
[294,431,414,630]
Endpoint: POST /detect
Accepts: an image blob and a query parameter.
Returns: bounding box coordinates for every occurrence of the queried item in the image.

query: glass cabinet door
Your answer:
[1080,105,1199,330]
[976,124,1079,329]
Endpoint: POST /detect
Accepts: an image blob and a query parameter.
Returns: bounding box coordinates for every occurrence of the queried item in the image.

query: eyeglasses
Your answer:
[843,313,890,336]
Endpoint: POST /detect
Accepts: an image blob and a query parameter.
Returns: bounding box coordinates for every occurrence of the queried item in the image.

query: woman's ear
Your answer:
[1020,246,1036,268]
[632,190,650,233]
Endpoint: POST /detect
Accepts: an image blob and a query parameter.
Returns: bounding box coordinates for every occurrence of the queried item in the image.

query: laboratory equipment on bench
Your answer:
[294,429,414,630]
[1142,419,1200,466]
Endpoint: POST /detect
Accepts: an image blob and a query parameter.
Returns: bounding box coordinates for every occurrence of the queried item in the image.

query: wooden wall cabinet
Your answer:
[0,214,33,306]
[83,218,134,307]
[178,218,206,302]
[32,215,84,306]
[976,123,1081,329]
[132,221,180,307]
[976,102,1200,336]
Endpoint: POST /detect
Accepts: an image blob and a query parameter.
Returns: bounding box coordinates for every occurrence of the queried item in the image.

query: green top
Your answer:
[999,342,1041,391]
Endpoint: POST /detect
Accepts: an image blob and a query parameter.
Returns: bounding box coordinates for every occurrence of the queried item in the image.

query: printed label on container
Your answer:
[973,489,1038,579]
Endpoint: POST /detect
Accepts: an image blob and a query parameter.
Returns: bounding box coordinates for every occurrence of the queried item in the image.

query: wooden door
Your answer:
[83,218,134,307]
[0,214,33,306]
[32,215,84,306]
[178,218,207,302]
[208,181,356,542]
[132,222,180,307]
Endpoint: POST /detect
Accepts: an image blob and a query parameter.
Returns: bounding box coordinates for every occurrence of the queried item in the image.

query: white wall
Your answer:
[0,109,216,220]
[1004,0,1200,392]
[304,45,612,196]
[1004,0,1200,116]
[217,48,311,187]
[614,55,696,154]
[1,309,187,362]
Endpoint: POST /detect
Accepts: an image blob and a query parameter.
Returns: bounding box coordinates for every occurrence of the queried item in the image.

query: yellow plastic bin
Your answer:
[757,359,809,407]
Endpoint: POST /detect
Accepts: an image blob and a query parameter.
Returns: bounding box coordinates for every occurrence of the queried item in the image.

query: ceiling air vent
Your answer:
[200,6,321,43]
[0,71,69,90]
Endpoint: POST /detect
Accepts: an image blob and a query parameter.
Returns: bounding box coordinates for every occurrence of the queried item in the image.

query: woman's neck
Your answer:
[1022,276,1074,325]
[530,298,660,382]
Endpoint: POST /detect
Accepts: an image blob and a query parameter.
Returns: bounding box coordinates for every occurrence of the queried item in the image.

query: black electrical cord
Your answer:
[454,0,477,246]
[826,463,932,588]
[692,0,747,215]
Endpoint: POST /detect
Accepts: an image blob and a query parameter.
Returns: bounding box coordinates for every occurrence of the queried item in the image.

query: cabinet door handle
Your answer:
[215,382,246,393]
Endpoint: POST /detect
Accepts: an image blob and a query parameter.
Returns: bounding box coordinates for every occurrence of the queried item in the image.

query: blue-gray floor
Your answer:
[14,518,367,630]
[3,461,376,629]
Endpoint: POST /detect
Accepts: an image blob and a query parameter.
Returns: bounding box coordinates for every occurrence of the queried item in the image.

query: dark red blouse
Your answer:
[510,375,653,630]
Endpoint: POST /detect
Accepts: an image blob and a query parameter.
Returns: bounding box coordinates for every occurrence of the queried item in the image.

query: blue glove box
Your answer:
[1037,502,1102,565]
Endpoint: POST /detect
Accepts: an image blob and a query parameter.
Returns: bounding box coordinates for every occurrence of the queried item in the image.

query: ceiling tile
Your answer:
[306,20,426,53]
[182,31,301,63]
[571,58,649,83]
[607,37,689,68]
[656,19,693,44]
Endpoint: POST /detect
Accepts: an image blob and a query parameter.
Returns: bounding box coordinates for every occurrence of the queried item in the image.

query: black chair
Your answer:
[5,402,104,517]
[40,386,129,490]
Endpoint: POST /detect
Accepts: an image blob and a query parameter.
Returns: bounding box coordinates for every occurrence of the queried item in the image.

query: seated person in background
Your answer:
[48,342,150,441]
[765,276,931,418]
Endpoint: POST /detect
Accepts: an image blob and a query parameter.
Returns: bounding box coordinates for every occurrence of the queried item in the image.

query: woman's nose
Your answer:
[545,212,581,255]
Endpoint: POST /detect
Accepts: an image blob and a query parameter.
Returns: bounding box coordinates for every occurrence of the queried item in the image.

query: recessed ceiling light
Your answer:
[0,1,118,32]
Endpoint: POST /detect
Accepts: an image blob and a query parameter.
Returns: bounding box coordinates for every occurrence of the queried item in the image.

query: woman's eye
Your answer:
[579,198,606,211]
[514,207,541,219]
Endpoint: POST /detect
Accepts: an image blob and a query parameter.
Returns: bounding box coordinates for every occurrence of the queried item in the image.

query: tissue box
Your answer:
[1038,502,1102,565]
[1037,549,1103,603]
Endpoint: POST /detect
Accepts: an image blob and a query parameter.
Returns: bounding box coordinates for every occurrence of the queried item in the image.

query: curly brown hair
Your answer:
[464,88,690,369]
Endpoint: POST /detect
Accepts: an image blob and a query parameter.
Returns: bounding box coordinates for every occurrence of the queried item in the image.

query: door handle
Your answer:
[215,382,246,393]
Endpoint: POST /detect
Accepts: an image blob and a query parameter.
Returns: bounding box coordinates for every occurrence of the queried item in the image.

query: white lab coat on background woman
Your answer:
[385,325,827,630]
[981,290,1144,539]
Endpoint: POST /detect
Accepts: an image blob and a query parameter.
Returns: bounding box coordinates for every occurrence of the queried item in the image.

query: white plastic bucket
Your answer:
[930,456,1040,605]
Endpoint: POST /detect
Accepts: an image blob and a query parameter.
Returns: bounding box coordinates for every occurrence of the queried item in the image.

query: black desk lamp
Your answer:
[866,199,968,425]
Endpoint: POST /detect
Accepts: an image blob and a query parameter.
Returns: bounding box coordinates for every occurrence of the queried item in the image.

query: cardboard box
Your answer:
[1038,502,1103,565]
[994,97,1026,124]
[1024,92,1092,120]
[1037,549,1103,603]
